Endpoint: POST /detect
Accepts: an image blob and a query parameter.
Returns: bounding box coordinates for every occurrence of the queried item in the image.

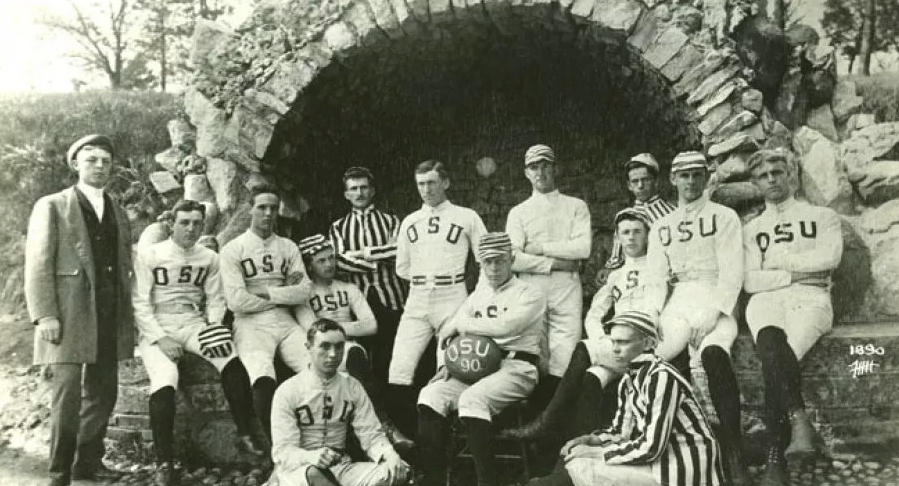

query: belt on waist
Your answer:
[155,302,202,314]
[411,273,466,286]
[671,271,718,284]
[502,350,539,366]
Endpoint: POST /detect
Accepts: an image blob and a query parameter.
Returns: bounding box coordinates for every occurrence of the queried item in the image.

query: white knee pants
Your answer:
[233,307,309,383]
[746,284,833,359]
[519,272,583,377]
[655,282,738,365]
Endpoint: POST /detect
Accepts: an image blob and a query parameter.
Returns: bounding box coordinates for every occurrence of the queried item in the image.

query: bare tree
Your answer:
[856,0,877,74]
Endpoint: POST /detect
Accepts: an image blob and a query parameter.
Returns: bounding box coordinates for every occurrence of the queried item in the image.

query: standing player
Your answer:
[388,161,487,425]
[418,233,546,486]
[295,234,414,450]
[646,151,747,485]
[220,184,314,441]
[330,167,407,385]
[502,208,660,441]
[268,319,409,486]
[133,200,264,485]
[505,144,591,406]
[742,150,842,486]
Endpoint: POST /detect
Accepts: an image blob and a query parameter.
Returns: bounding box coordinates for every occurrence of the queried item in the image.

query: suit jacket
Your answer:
[24,186,135,364]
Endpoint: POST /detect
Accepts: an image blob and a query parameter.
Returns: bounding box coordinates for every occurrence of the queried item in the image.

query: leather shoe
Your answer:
[235,434,266,458]
[154,462,178,486]
[71,463,121,482]
[384,421,415,451]
[760,446,789,486]
[784,409,820,461]
[497,416,548,441]
[45,474,70,486]
[722,442,748,486]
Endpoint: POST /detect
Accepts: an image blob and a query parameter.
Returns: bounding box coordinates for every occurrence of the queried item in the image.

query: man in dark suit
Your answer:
[25,134,134,486]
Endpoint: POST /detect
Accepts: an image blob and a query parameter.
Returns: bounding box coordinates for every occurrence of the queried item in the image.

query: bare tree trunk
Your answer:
[848,54,856,73]
[856,0,876,75]
[159,10,167,92]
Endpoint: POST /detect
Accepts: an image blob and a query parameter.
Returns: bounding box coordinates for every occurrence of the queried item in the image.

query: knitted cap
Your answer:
[524,144,555,166]
[670,151,709,173]
[613,207,652,229]
[603,310,659,343]
[478,232,513,259]
[298,234,333,256]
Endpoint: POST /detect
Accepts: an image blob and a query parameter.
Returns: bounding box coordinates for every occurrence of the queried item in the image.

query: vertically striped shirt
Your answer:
[605,195,677,269]
[589,356,724,486]
[330,205,407,311]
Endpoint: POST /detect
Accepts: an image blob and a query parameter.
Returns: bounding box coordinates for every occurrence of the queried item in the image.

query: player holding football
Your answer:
[267,319,409,486]
[132,200,264,486]
[417,232,546,486]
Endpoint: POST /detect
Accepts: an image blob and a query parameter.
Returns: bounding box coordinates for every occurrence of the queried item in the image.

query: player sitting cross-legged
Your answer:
[266,319,410,486]
[294,234,414,450]
[132,200,265,486]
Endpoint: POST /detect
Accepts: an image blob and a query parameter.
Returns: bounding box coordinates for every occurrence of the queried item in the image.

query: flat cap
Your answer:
[66,134,114,165]
[524,144,555,166]
[298,234,333,256]
[603,310,659,343]
[478,232,513,260]
[624,153,659,173]
[670,150,709,173]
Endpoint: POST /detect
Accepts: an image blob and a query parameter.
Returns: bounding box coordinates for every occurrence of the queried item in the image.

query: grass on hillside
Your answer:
[847,72,899,123]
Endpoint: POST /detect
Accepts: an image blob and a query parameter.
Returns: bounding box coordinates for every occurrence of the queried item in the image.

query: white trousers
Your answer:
[746,284,833,359]
[519,271,583,377]
[268,457,394,486]
[566,453,658,486]
[655,282,738,365]
[233,307,309,382]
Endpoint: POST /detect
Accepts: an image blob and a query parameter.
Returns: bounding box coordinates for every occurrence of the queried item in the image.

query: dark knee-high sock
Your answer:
[567,373,605,439]
[149,386,176,464]
[252,377,277,441]
[220,359,256,436]
[417,405,447,486]
[389,384,419,438]
[346,347,389,422]
[756,327,803,448]
[532,375,561,413]
[701,346,743,447]
[540,342,591,425]
[462,417,497,486]
[669,348,693,383]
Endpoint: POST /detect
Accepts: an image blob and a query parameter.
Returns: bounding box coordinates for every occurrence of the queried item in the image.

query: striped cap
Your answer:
[613,207,652,229]
[624,153,659,173]
[603,310,659,343]
[298,234,333,256]
[66,134,114,165]
[670,150,709,173]
[524,144,555,166]
[478,232,513,259]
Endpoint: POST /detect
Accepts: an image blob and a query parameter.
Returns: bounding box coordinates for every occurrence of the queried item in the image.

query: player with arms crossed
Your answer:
[267,319,409,486]
[742,150,842,486]
[646,151,748,485]
[220,184,314,441]
[388,161,487,426]
[417,233,546,486]
[503,207,660,441]
[506,144,591,406]
[133,200,264,486]
[295,234,413,450]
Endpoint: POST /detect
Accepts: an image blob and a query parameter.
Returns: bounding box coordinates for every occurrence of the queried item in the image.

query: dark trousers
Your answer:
[49,357,118,478]
[366,294,402,385]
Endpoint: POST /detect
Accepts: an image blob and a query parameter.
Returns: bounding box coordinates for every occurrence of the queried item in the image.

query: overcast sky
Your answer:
[0,0,891,94]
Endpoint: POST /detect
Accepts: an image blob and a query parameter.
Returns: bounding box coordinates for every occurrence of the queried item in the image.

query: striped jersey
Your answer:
[743,197,843,293]
[592,356,724,486]
[506,190,592,274]
[132,239,224,344]
[219,229,312,316]
[270,369,394,470]
[396,200,487,282]
[584,255,660,340]
[330,205,407,310]
[605,195,676,269]
[646,196,743,316]
[295,279,377,337]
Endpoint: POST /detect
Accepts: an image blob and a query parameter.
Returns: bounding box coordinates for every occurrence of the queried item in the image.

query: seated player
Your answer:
[132,200,264,486]
[503,208,659,441]
[742,149,842,486]
[220,184,314,442]
[267,319,409,486]
[294,234,414,450]
[417,232,546,486]
[523,311,724,486]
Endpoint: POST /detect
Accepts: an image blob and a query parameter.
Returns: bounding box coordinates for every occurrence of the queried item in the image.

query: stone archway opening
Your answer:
[262,11,700,235]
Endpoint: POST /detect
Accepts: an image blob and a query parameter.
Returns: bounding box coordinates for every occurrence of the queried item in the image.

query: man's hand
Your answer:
[560,434,591,457]
[310,447,342,469]
[551,259,580,272]
[285,272,305,286]
[381,452,410,486]
[524,242,545,256]
[37,318,61,344]
[564,444,607,462]
[156,336,183,362]
[689,306,721,348]
[438,325,459,349]
[594,268,613,287]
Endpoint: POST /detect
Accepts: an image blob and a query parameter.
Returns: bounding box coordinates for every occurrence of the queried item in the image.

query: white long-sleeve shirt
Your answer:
[132,239,225,344]
[270,369,394,470]
[219,230,312,316]
[506,190,592,274]
[451,276,546,355]
[646,196,743,316]
[743,197,843,294]
[294,279,377,337]
[584,255,657,340]
[396,200,487,281]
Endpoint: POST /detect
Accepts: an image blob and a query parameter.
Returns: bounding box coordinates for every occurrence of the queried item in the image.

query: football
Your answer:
[444,334,503,384]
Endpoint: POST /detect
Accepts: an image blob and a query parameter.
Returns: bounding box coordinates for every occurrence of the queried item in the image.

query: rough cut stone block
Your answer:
[184,89,228,160]
[859,199,899,234]
[854,160,899,206]
[696,80,737,118]
[167,119,196,150]
[708,132,759,157]
[673,51,728,97]
[344,2,386,47]
[155,147,188,174]
[183,174,214,203]
[659,43,702,82]
[698,102,732,135]
[796,134,854,213]
[323,22,357,53]
[626,6,660,51]
[840,122,899,177]
[687,64,739,105]
[806,104,840,142]
[741,88,764,113]
[216,202,252,248]
[713,110,758,141]
[711,181,763,208]
[205,157,240,213]
[716,152,749,182]
[366,0,401,34]
[149,171,182,194]
[592,0,643,33]
[190,20,234,68]
[643,27,688,68]
[225,104,274,162]
[429,0,453,21]
[831,79,864,122]
[570,0,596,20]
